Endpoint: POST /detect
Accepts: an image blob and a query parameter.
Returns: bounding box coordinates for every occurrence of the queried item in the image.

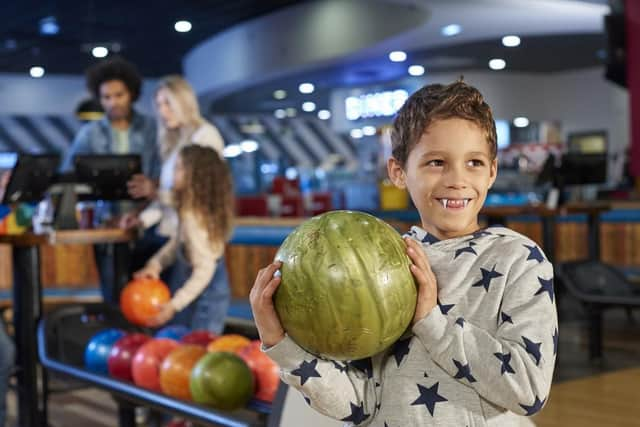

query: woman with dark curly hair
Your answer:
[134,145,234,333]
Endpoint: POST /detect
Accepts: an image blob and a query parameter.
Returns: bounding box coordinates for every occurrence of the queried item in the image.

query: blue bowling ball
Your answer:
[84,329,125,374]
[154,325,190,341]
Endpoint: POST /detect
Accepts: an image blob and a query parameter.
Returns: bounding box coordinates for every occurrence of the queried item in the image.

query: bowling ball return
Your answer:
[38,302,287,427]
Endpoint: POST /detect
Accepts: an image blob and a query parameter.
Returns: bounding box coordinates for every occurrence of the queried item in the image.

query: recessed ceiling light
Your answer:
[302,102,316,112]
[274,109,286,119]
[92,46,109,58]
[441,24,462,37]
[489,58,506,70]
[362,126,377,136]
[174,20,192,33]
[39,16,59,36]
[298,83,314,94]
[513,117,529,128]
[388,51,407,62]
[502,35,521,47]
[273,89,287,100]
[350,129,364,139]
[240,140,259,153]
[286,107,297,117]
[317,109,331,120]
[223,144,242,158]
[408,65,425,76]
[30,66,45,78]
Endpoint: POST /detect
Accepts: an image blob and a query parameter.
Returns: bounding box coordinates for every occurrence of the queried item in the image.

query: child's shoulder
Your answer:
[481,226,544,253]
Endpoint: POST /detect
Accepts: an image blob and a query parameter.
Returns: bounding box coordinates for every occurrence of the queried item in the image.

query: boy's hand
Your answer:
[405,237,438,324]
[249,261,285,347]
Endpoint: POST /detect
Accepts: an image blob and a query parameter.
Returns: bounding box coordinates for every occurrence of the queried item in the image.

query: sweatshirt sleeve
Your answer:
[169,214,224,312]
[412,246,557,417]
[148,234,179,271]
[265,336,379,425]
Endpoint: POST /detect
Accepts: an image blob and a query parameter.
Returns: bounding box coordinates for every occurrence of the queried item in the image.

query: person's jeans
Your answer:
[0,320,15,427]
[167,254,231,334]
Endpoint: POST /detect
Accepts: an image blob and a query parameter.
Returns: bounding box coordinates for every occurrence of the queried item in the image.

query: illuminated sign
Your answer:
[345,89,408,121]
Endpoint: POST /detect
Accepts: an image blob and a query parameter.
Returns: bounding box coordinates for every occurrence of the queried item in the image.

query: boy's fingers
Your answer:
[262,277,282,299]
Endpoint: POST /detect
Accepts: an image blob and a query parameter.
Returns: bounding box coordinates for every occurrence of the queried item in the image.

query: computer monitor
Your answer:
[1,153,60,204]
[73,154,142,200]
[558,153,608,186]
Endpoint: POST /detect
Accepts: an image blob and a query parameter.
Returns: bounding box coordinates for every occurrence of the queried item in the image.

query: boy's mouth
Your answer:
[436,198,471,209]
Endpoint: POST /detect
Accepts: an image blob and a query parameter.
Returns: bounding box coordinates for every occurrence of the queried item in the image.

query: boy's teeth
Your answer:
[441,199,448,208]
[440,198,470,208]
[463,199,469,207]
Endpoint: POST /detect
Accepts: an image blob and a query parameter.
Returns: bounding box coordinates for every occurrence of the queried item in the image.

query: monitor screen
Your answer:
[1,154,60,204]
[73,154,142,200]
[559,153,607,185]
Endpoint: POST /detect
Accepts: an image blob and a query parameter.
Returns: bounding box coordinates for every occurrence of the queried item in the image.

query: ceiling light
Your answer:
[350,129,363,139]
[174,20,192,33]
[408,65,425,76]
[92,46,109,58]
[39,16,59,36]
[489,58,506,70]
[223,144,242,158]
[388,51,407,62]
[441,24,462,37]
[298,83,314,94]
[362,126,377,136]
[302,102,316,112]
[274,109,287,119]
[273,89,287,100]
[317,109,331,120]
[286,107,297,117]
[240,140,259,153]
[30,66,45,78]
[513,117,529,128]
[502,35,521,47]
[285,167,298,180]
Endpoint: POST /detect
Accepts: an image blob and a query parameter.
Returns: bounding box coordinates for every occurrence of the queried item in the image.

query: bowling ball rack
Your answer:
[37,303,288,427]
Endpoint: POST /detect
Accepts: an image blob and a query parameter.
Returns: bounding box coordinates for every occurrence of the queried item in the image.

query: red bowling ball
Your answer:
[131,338,180,391]
[239,340,281,403]
[108,333,151,381]
[180,330,218,347]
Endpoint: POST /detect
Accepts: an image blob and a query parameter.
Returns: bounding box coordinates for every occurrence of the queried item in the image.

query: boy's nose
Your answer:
[444,167,468,188]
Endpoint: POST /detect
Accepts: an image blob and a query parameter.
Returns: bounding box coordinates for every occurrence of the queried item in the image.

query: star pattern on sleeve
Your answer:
[522,336,543,366]
[472,264,503,291]
[438,299,455,315]
[392,337,412,367]
[535,277,555,302]
[519,395,546,416]
[332,360,348,373]
[291,359,322,385]
[452,359,477,383]
[455,317,465,328]
[411,382,448,416]
[524,244,545,263]
[454,242,477,259]
[348,357,373,379]
[500,311,514,325]
[340,401,370,424]
[494,352,516,375]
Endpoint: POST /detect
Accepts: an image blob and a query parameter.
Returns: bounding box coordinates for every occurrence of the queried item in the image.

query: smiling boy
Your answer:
[251,81,557,426]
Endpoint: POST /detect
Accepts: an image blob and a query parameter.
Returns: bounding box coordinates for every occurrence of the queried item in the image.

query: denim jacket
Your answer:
[61,110,160,179]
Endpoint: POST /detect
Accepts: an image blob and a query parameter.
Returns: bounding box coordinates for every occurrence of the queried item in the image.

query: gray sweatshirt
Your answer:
[265,225,557,426]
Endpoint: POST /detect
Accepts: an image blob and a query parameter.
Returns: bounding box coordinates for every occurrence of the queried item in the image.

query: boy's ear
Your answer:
[387,157,407,189]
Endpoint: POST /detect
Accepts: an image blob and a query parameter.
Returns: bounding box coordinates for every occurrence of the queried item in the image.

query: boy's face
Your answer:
[388,118,497,240]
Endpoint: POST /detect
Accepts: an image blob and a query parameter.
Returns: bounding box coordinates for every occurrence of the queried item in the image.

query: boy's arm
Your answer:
[413,251,556,416]
[265,336,379,425]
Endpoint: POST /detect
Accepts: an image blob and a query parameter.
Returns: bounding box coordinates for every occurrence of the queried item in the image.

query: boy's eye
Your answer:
[467,159,484,167]
[426,159,444,167]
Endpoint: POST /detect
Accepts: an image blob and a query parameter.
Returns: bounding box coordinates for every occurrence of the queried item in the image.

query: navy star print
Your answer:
[520,395,546,415]
[332,361,348,373]
[552,328,559,356]
[455,317,465,328]
[291,359,321,385]
[453,359,476,383]
[522,336,542,366]
[524,244,545,263]
[494,352,516,375]
[472,264,503,291]
[472,229,492,239]
[535,277,555,302]
[422,233,439,244]
[411,382,448,416]
[500,311,514,325]
[438,299,455,315]
[340,401,370,424]
[348,358,373,379]
[454,242,477,259]
[393,337,411,367]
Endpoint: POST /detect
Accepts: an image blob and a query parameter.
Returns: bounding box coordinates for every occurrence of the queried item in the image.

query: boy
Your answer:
[250,81,557,426]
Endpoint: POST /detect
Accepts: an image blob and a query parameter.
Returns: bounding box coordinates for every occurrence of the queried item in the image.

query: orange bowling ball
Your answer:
[206,334,251,354]
[159,345,206,401]
[120,277,171,326]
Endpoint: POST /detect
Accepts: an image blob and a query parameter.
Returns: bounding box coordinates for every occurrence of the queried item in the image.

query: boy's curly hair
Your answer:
[86,56,142,102]
[176,145,234,245]
[391,80,497,167]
